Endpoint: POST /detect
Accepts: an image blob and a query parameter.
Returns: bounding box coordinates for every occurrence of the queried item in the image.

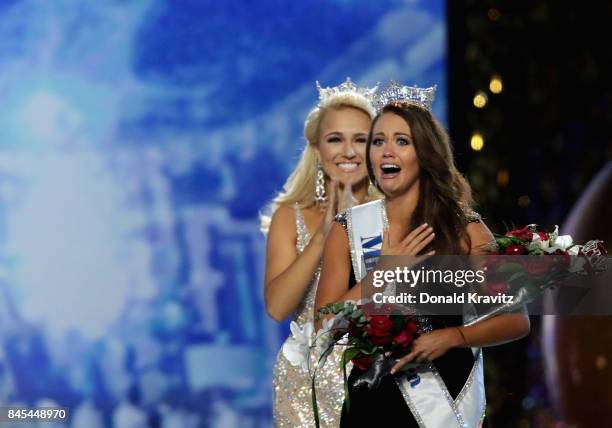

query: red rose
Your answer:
[365,315,393,346]
[524,255,553,275]
[505,244,526,255]
[507,226,533,241]
[352,354,372,371]
[487,281,509,295]
[393,320,418,348]
[348,321,362,338]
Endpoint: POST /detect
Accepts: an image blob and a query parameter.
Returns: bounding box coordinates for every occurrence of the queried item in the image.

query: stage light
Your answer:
[470,133,484,151]
[473,91,487,108]
[595,355,607,370]
[490,75,503,94]
[517,195,531,207]
[497,169,509,187]
[488,8,501,21]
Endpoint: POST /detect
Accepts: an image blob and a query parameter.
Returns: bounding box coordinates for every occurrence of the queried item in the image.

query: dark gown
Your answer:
[335,213,488,428]
[340,316,477,427]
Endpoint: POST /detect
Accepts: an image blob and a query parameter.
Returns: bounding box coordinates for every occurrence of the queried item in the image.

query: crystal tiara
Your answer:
[316,77,378,107]
[372,81,437,112]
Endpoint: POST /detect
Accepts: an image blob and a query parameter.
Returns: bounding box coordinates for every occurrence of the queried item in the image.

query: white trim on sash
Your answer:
[394,351,486,428]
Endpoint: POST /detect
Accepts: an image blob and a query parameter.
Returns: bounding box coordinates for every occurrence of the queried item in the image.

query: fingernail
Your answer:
[390,369,396,375]
[422,223,428,227]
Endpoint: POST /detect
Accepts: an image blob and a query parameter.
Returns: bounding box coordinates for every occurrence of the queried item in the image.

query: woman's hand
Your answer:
[389,327,464,374]
[381,222,436,257]
[313,180,355,241]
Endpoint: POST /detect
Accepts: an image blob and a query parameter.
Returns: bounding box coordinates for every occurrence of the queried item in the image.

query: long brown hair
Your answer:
[366,104,475,254]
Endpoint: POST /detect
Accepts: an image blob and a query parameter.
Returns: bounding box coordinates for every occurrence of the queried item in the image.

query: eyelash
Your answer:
[372,138,412,146]
[327,137,367,144]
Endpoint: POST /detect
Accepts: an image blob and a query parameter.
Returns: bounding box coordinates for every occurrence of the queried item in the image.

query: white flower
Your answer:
[312,314,350,369]
[282,321,313,372]
[543,226,575,254]
[551,227,573,250]
[531,232,550,250]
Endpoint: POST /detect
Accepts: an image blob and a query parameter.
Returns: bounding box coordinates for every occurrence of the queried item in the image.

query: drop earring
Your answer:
[314,162,327,206]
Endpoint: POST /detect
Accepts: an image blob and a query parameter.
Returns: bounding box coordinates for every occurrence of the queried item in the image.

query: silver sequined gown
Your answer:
[272,204,347,428]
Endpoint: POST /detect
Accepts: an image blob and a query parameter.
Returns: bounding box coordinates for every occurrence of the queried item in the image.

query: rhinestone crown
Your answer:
[373,81,437,112]
[316,77,378,106]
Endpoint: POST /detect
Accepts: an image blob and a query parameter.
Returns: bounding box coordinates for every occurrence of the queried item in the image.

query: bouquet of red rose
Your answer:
[310,301,419,427]
[496,224,606,259]
[467,224,608,326]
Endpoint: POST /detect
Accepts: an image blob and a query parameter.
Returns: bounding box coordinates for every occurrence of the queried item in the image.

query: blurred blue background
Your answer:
[0,0,446,426]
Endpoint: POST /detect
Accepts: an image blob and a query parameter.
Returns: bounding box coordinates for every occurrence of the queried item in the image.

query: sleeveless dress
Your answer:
[272,204,347,427]
[335,210,489,428]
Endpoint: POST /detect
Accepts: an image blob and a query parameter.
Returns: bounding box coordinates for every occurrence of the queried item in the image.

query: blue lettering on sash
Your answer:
[410,374,421,388]
[407,369,421,388]
[361,234,382,256]
[361,234,382,272]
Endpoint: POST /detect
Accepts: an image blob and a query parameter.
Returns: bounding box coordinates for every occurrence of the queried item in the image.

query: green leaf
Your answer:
[507,271,527,283]
[311,364,321,427]
[342,349,351,413]
[341,347,362,369]
[359,346,380,355]
[350,311,362,320]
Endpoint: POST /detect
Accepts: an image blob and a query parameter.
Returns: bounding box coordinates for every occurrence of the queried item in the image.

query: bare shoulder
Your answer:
[467,219,493,242]
[467,219,498,254]
[268,204,297,241]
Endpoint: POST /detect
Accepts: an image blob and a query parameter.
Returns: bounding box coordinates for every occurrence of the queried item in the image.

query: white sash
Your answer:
[345,200,486,428]
[346,200,386,281]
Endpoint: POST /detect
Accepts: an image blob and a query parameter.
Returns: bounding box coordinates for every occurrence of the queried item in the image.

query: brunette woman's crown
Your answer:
[373,81,437,112]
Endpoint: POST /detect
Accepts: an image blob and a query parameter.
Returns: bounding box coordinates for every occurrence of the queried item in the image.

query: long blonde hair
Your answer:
[260,93,380,233]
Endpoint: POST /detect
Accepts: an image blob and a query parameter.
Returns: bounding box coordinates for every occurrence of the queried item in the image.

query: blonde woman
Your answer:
[262,78,380,427]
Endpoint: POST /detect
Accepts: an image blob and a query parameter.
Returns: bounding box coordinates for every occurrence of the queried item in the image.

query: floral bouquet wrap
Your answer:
[311,301,421,427]
[467,224,608,325]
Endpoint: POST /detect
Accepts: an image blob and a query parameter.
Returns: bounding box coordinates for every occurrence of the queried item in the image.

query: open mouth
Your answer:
[380,163,401,177]
[336,162,360,172]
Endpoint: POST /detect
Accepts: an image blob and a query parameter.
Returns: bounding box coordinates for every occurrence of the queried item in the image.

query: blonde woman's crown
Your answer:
[373,81,437,112]
[316,77,378,107]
